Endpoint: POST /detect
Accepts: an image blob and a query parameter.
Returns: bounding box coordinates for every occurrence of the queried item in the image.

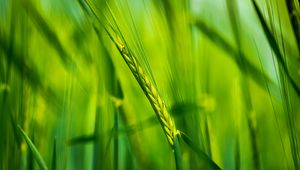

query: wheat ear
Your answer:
[106,31,179,147]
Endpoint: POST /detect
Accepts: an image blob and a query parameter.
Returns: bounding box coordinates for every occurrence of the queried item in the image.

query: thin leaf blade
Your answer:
[18,125,48,170]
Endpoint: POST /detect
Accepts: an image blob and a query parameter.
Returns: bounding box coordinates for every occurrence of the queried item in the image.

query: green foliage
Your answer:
[18,126,48,170]
[0,0,300,169]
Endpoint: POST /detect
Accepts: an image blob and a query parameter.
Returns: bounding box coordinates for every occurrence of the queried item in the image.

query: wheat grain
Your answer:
[106,31,179,147]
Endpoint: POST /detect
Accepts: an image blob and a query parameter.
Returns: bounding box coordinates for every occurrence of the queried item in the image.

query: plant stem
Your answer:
[173,135,182,170]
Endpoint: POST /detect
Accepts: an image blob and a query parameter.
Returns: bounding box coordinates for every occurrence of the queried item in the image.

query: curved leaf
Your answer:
[18,125,48,170]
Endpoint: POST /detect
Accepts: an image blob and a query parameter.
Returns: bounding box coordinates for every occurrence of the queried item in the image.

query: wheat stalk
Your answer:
[106,31,179,147]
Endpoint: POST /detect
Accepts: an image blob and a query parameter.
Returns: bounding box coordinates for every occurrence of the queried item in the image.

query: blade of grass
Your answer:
[51,137,56,170]
[204,115,212,158]
[180,132,221,170]
[7,112,23,169]
[285,0,300,52]
[113,106,119,170]
[252,1,300,168]
[19,0,76,70]
[27,133,34,170]
[93,106,101,170]
[0,33,62,114]
[117,105,149,168]
[68,134,95,145]
[235,134,240,170]
[0,33,43,91]
[94,19,124,170]
[193,20,277,98]
[226,1,261,169]
[251,0,300,97]
[255,42,291,168]
[173,135,183,170]
[18,125,48,170]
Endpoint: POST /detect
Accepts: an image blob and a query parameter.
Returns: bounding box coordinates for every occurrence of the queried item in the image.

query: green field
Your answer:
[0,0,300,169]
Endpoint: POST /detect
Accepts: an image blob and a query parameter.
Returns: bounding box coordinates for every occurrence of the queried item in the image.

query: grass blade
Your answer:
[285,0,300,52]
[19,0,76,70]
[251,0,300,97]
[235,134,240,170]
[252,1,300,168]
[51,137,56,170]
[18,125,48,170]
[68,134,95,145]
[173,135,183,170]
[193,21,276,95]
[181,132,221,170]
[0,33,62,114]
[227,1,261,169]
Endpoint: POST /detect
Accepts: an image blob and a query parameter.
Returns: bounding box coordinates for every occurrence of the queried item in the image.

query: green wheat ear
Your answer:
[106,30,179,147]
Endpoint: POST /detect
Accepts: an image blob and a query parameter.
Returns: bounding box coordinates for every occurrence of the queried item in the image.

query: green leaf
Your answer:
[20,0,76,70]
[17,125,48,170]
[173,135,183,170]
[68,134,95,146]
[251,0,300,97]
[193,21,277,96]
[51,137,56,170]
[285,0,300,51]
[180,132,222,170]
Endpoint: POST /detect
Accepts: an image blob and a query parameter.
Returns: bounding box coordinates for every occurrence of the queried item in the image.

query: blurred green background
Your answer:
[0,0,300,169]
